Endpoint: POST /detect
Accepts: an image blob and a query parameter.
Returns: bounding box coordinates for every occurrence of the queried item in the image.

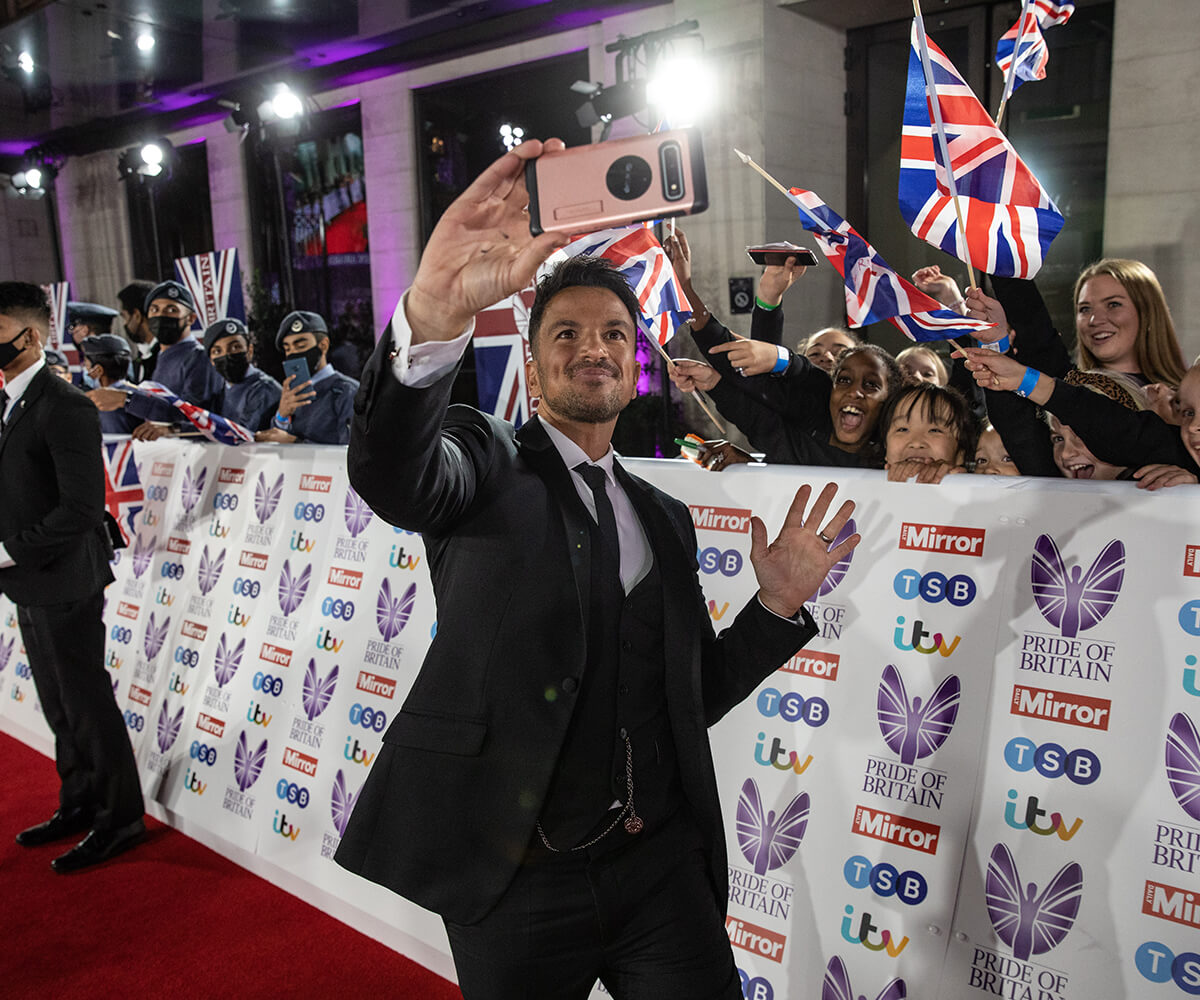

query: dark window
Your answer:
[125,140,214,282]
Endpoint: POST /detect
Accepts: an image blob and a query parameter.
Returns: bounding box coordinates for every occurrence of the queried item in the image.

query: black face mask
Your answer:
[286,344,324,377]
[0,327,29,369]
[212,351,251,384]
[148,315,186,346]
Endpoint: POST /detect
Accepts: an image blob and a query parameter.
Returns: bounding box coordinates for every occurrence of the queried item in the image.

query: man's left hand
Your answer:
[750,482,860,618]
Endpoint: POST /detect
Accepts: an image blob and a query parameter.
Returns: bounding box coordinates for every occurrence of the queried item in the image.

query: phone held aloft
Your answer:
[525,127,708,237]
[746,242,819,267]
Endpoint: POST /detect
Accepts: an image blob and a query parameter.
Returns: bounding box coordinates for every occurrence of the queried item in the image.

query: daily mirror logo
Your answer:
[898,522,985,557]
[690,505,752,534]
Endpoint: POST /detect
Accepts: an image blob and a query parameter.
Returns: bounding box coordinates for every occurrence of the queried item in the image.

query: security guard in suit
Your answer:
[0,282,145,872]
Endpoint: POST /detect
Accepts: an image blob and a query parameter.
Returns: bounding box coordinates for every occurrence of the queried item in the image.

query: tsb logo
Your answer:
[161,562,185,580]
[756,687,828,727]
[189,741,218,765]
[1003,737,1100,785]
[253,672,284,696]
[110,625,133,644]
[293,502,325,522]
[123,710,145,732]
[348,703,387,732]
[212,492,239,511]
[233,577,262,598]
[276,779,311,808]
[1135,942,1200,991]
[321,597,355,621]
[174,646,200,667]
[843,855,928,906]
[698,547,743,577]
[893,570,976,606]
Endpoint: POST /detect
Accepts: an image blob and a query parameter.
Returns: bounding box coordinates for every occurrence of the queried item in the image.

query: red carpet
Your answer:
[0,730,463,999]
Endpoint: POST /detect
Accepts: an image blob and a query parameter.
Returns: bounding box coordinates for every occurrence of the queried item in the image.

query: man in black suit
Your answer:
[335,141,860,998]
[0,282,145,873]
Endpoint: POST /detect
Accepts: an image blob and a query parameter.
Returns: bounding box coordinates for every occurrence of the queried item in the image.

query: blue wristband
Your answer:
[771,345,790,374]
[273,412,292,429]
[1015,367,1041,398]
[977,334,1011,354]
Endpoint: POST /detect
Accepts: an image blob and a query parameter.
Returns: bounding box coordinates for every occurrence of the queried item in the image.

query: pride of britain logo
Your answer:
[1031,534,1124,638]
[1166,712,1200,822]
[736,777,809,876]
[985,843,1082,960]
[823,955,905,1000]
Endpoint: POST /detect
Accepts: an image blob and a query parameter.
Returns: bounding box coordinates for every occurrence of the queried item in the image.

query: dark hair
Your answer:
[832,344,904,395]
[117,280,156,316]
[92,357,129,382]
[878,381,979,461]
[0,282,50,330]
[527,256,641,357]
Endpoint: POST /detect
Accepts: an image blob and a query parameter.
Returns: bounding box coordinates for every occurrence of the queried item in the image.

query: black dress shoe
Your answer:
[15,808,95,847]
[51,818,145,874]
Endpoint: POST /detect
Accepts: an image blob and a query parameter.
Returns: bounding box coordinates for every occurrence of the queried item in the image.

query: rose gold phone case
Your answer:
[526,127,708,236]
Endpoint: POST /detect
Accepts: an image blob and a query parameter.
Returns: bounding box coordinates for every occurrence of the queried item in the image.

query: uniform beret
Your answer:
[276,310,328,350]
[203,317,249,353]
[144,280,195,313]
[80,334,133,361]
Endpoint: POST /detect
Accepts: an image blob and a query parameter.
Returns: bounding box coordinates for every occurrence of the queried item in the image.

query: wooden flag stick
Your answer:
[996,0,1035,128]
[911,0,979,292]
[642,329,726,435]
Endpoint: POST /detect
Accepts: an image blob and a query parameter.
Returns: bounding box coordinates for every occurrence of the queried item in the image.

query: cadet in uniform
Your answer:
[203,318,281,433]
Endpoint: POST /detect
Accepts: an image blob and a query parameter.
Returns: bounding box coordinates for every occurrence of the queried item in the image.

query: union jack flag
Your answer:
[900,20,1064,277]
[102,438,144,546]
[41,282,69,352]
[134,381,254,445]
[561,226,691,346]
[788,187,995,343]
[472,287,536,427]
[996,16,1049,91]
[996,1,1073,94]
[174,248,246,329]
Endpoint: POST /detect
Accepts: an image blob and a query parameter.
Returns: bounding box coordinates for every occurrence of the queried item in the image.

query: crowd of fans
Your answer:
[661,229,1199,491]
[47,279,359,446]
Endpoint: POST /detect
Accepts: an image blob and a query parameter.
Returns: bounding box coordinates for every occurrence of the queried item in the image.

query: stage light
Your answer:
[499,123,525,151]
[10,160,55,198]
[645,54,714,127]
[269,85,303,120]
[24,166,42,189]
[17,51,33,74]
[574,79,647,130]
[118,139,174,181]
[136,32,155,53]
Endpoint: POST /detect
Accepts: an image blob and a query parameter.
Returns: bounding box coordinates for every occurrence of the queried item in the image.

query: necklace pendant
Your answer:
[624,815,643,835]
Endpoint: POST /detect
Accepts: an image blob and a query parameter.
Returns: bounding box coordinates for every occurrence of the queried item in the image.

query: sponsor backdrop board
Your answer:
[1,443,1197,999]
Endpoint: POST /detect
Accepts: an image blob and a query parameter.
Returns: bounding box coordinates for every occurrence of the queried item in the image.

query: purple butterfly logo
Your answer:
[214,633,245,688]
[197,545,225,596]
[1166,712,1200,821]
[331,768,362,837]
[823,956,906,1000]
[735,777,809,876]
[181,466,208,513]
[375,579,416,642]
[343,487,374,538]
[254,472,285,524]
[0,635,13,673]
[277,560,312,615]
[302,659,338,721]
[132,534,155,579]
[156,699,185,754]
[143,612,171,661]
[986,843,1082,960]
[233,730,268,791]
[877,664,960,765]
[1031,534,1124,638]
[810,518,857,600]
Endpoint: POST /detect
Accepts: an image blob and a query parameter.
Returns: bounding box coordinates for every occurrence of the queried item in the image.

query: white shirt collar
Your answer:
[3,356,46,409]
[538,416,616,485]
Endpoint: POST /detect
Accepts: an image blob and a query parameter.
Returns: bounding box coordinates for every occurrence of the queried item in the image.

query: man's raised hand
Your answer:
[750,482,860,619]
[407,139,570,343]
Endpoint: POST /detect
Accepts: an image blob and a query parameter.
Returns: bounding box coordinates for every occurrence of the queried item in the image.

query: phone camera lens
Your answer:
[659,142,685,202]
[606,155,653,201]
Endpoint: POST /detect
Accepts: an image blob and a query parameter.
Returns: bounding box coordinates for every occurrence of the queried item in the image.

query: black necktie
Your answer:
[0,388,9,434]
[576,463,621,591]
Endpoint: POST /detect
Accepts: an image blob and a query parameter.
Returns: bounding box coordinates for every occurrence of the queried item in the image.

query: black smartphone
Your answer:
[526,127,708,236]
[282,357,311,386]
[746,243,819,267]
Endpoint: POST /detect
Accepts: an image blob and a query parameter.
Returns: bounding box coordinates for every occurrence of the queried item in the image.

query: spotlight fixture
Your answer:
[118,138,175,181]
[136,32,155,53]
[17,50,33,74]
[10,161,56,198]
[222,83,311,136]
[573,79,647,130]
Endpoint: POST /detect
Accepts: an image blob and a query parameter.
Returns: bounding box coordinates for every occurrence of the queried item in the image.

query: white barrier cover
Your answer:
[1,442,1197,1000]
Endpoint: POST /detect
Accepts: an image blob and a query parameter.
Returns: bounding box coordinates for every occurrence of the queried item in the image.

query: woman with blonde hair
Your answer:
[1073,258,1187,387]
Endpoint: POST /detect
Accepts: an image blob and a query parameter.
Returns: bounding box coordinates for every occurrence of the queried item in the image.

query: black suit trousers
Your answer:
[443,809,742,1000]
[18,588,143,830]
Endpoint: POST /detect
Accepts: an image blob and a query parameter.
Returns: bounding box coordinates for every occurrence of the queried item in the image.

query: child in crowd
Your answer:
[973,423,1020,476]
[881,382,977,483]
[896,345,949,385]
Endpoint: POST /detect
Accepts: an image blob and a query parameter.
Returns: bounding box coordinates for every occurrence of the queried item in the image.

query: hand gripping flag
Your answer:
[900,20,1064,277]
[996,1,1074,97]
[173,248,246,328]
[788,187,995,343]
[132,381,254,445]
[560,225,692,347]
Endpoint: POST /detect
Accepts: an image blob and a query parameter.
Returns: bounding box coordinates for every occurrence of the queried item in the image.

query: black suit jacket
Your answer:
[0,365,114,606]
[335,334,816,924]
